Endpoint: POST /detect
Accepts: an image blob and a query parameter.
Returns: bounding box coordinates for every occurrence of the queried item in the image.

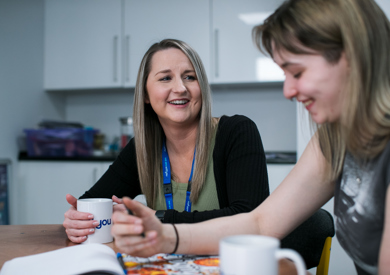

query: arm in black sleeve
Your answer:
[79,138,142,199]
[163,115,269,223]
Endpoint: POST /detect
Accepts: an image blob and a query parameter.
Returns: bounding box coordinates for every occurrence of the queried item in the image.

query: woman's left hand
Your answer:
[112,197,173,257]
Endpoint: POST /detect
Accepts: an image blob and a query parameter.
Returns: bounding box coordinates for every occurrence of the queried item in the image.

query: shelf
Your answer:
[44,81,284,94]
[19,151,295,164]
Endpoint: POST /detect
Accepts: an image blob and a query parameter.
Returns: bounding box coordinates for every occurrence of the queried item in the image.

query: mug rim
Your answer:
[77,198,112,203]
[221,234,280,248]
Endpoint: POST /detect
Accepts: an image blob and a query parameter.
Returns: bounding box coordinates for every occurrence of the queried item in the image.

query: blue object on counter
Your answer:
[0,159,10,225]
[24,128,98,157]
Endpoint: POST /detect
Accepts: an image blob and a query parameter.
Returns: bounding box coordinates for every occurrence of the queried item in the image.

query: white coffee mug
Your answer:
[219,235,306,275]
[77,198,113,244]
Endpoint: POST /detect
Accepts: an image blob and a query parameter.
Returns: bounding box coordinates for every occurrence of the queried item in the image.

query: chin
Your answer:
[311,115,326,125]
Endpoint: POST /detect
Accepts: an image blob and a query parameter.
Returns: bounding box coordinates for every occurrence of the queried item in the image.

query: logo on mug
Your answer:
[96,219,112,229]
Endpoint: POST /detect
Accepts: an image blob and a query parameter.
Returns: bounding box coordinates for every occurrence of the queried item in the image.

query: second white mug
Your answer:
[219,235,306,275]
[77,198,113,244]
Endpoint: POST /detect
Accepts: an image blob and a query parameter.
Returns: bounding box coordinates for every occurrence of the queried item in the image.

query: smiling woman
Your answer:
[144,48,202,138]
[108,1,390,274]
[272,50,349,125]
[63,39,269,245]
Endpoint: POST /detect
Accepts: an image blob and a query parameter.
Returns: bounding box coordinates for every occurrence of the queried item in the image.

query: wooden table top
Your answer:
[0,224,117,269]
[0,224,302,275]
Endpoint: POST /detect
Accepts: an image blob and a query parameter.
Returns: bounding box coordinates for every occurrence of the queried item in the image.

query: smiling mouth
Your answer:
[303,99,313,107]
[168,100,189,105]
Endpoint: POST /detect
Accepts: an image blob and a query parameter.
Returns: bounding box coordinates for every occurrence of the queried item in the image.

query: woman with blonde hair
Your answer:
[63,39,269,243]
[111,1,390,274]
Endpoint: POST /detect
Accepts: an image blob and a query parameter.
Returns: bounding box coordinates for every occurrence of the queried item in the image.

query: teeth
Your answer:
[169,100,189,105]
[303,100,313,107]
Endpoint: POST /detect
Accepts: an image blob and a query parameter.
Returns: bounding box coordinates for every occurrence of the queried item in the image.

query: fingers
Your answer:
[111,218,144,235]
[113,203,127,213]
[66,194,77,208]
[112,195,123,204]
[64,217,98,229]
[65,227,96,243]
[114,230,158,256]
[64,207,94,221]
[122,197,154,218]
[112,209,143,225]
[63,203,99,243]
[68,235,88,244]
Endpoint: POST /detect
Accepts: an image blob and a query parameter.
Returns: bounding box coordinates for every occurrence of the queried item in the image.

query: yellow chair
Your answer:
[316,237,333,275]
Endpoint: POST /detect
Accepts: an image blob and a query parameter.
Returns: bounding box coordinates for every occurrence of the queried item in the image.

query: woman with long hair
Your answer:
[63,39,268,244]
[111,1,390,274]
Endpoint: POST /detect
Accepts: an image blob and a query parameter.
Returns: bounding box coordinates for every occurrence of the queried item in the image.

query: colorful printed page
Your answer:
[122,253,220,275]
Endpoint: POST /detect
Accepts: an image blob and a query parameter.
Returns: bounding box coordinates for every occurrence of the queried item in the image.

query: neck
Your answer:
[162,121,198,156]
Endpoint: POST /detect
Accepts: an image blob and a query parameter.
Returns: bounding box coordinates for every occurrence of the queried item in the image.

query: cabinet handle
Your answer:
[113,36,118,82]
[126,35,130,82]
[214,29,219,78]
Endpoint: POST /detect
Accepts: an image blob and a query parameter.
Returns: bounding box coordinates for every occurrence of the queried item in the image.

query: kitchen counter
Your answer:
[18,151,117,162]
[18,151,296,164]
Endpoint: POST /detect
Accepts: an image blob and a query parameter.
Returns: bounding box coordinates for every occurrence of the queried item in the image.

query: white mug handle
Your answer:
[276,249,307,275]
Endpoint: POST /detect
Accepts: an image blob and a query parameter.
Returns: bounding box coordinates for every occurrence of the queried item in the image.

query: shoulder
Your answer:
[214,115,261,152]
[217,114,258,132]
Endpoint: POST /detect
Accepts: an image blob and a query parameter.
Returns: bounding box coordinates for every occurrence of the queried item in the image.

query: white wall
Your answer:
[64,86,296,152]
[0,0,65,224]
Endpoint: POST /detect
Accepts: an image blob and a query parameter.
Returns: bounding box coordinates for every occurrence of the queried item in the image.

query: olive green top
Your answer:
[155,130,219,212]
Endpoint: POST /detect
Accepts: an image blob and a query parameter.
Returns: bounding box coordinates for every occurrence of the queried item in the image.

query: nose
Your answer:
[172,77,187,94]
[283,77,298,100]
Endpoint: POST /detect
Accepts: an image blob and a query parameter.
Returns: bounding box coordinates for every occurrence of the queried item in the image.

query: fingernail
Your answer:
[89,228,95,232]
[88,215,94,219]
[113,195,117,198]
[93,221,99,226]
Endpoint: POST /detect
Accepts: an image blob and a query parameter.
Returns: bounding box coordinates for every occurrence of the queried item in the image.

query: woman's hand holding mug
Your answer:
[63,194,99,243]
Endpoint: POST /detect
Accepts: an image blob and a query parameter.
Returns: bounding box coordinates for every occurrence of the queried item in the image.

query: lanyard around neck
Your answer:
[162,139,196,212]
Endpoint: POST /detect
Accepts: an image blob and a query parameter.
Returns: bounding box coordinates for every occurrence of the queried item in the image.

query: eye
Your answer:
[184,75,196,81]
[293,72,302,79]
[159,76,171,81]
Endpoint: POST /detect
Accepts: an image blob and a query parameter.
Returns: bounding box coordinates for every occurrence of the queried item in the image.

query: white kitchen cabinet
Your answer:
[123,0,211,87]
[44,0,122,90]
[17,161,111,224]
[211,0,285,84]
[266,164,294,193]
[44,0,210,90]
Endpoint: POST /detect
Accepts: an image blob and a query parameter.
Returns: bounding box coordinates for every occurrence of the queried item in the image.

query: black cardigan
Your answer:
[80,115,269,223]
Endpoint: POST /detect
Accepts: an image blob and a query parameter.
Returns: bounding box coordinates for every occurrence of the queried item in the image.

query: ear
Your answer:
[144,92,150,104]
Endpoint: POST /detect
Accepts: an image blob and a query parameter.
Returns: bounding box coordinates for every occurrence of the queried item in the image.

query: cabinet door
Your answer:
[123,0,211,87]
[266,164,294,193]
[44,0,122,90]
[17,162,102,224]
[212,0,284,84]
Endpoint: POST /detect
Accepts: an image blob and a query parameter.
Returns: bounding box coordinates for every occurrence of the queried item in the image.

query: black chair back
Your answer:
[281,208,335,269]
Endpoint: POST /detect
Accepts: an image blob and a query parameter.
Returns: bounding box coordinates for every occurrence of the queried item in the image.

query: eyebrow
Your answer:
[281,62,300,69]
[155,69,195,76]
[155,69,171,76]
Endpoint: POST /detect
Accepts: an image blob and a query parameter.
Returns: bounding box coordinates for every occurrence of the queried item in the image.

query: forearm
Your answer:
[162,212,260,255]
[163,206,254,224]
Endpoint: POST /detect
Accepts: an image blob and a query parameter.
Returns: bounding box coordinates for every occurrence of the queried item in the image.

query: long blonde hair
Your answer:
[253,0,390,180]
[133,39,215,208]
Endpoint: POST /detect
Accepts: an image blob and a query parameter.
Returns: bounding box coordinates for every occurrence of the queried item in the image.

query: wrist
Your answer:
[161,224,177,254]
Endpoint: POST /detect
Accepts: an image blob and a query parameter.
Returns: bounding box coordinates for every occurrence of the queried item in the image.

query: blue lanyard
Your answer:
[162,139,195,212]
